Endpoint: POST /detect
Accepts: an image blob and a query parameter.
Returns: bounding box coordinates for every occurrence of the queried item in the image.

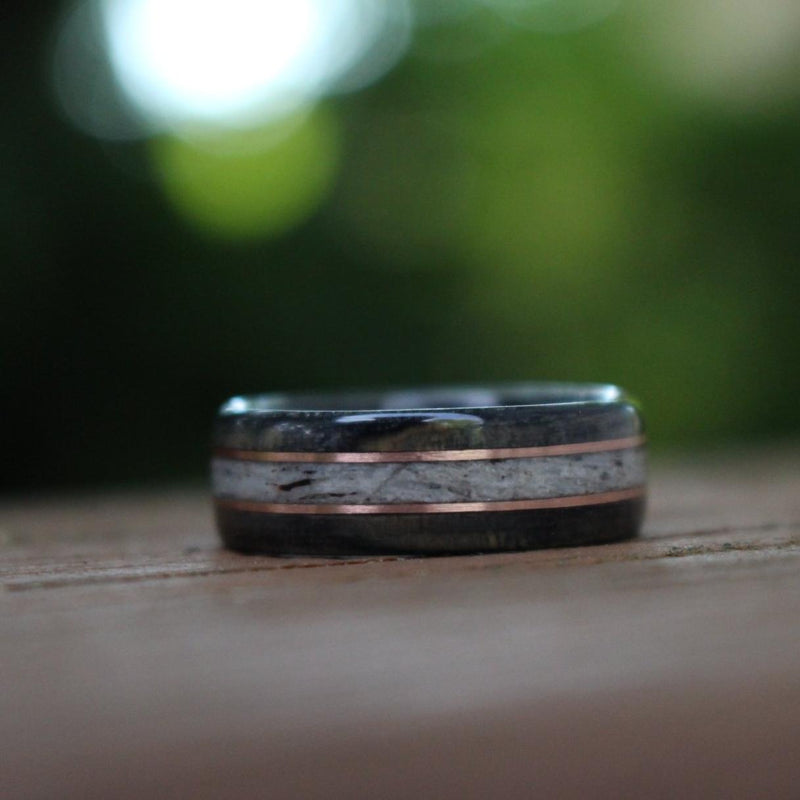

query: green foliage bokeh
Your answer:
[2,3,799,490]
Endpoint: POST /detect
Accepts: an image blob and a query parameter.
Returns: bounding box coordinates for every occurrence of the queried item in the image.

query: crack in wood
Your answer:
[4,521,799,592]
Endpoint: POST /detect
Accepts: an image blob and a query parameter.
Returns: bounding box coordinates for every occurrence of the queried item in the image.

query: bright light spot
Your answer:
[102,0,411,128]
[222,397,249,413]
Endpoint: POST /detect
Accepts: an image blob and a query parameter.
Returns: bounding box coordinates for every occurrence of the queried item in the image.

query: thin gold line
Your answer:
[213,435,645,464]
[214,486,645,516]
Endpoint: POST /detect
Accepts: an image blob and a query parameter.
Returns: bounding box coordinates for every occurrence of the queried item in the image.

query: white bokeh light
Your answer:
[102,0,410,128]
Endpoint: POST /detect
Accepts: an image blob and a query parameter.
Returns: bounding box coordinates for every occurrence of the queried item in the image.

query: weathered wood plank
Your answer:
[2,447,800,798]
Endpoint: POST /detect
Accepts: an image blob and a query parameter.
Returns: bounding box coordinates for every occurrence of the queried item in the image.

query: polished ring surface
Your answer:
[212,383,646,556]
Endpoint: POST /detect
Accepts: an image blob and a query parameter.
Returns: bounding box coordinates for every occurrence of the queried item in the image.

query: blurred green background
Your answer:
[3,0,799,493]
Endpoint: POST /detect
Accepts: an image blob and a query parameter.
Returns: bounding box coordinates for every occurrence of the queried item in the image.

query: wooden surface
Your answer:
[2,446,800,798]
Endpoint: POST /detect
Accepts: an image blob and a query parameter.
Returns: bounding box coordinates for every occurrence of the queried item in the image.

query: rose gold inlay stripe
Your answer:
[215,486,645,516]
[214,434,645,464]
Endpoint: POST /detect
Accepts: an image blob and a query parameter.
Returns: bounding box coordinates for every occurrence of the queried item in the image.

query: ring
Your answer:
[212,383,646,555]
